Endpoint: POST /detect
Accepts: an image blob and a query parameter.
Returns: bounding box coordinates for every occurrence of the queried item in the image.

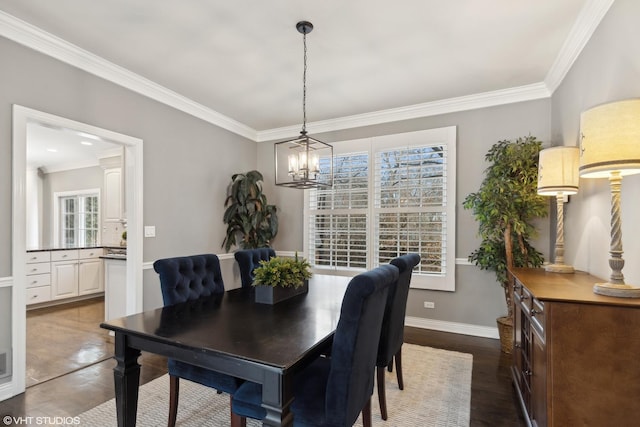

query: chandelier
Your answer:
[274,21,333,189]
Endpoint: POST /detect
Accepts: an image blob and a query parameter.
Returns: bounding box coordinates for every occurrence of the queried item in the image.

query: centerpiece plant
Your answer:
[253,253,312,289]
[463,136,547,353]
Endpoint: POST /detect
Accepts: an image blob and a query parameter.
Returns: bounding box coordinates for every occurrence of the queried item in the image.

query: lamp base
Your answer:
[545,263,574,274]
[593,282,640,298]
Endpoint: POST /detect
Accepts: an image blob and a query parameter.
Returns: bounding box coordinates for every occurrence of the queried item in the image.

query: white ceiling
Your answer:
[1,0,611,142]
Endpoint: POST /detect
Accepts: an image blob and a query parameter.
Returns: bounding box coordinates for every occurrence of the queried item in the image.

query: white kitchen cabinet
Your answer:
[79,248,104,295]
[51,261,79,300]
[26,251,51,306]
[51,250,80,300]
[103,167,123,222]
[27,248,106,306]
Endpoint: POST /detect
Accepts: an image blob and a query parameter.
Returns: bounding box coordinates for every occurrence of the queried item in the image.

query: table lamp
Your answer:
[579,99,640,297]
[537,146,579,273]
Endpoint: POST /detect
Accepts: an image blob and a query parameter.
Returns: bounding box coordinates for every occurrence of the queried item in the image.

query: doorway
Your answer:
[10,105,144,398]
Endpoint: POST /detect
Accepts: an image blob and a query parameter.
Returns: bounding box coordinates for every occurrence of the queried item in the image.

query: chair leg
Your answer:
[230,395,247,427]
[168,375,179,427]
[395,348,404,390]
[362,397,373,427]
[377,365,388,421]
[387,360,393,372]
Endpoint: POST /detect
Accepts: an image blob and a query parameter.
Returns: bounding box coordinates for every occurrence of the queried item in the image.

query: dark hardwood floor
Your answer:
[0,299,526,426]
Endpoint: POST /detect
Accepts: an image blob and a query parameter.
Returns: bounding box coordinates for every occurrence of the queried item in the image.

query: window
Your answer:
[56,190,100,247]
[305,127,456,291]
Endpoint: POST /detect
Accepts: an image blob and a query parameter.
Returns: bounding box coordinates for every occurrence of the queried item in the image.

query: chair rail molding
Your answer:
[0,277,11,288]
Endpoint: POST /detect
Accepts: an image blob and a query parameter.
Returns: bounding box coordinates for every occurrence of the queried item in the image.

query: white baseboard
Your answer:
[405,316,499,339]
[0,382,15,402]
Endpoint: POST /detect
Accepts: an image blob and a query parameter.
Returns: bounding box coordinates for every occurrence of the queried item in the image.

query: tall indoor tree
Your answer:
[463,136,547,352]
[222,170,278,252]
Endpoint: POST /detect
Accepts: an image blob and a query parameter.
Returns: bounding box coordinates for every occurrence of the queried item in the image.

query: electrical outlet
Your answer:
[424,301,435,309]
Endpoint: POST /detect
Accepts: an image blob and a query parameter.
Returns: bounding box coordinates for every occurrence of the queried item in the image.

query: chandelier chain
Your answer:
[302,31,307,134]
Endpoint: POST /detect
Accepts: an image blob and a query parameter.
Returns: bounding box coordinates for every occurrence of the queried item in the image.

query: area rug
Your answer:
[70,344,472,426]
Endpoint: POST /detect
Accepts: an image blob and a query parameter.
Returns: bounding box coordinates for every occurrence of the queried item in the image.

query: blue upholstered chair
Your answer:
[231,264,399,427]
[153,254,244,427]
[234,248,276,287]
[376,253,421,420]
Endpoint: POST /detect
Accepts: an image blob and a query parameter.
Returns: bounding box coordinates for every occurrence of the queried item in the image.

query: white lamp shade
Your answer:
[579,99,640,179]
[538,146,580,196]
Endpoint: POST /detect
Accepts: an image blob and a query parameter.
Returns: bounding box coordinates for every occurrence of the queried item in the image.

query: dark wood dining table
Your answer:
[100,274,351,427]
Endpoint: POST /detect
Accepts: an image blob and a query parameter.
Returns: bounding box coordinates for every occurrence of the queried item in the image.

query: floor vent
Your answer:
[0,350,10,379]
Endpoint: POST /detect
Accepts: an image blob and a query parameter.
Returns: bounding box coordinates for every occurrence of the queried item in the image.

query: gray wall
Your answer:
[0,35,256,276]
[551,0,640,285]
[4,0,636,331]
[259,100,552,327]
[40,166,103,248]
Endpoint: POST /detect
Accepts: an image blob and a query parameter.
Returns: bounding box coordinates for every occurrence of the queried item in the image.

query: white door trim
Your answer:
[10,105,143,399]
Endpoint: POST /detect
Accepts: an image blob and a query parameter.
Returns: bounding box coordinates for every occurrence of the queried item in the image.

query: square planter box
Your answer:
[255,280,309,304]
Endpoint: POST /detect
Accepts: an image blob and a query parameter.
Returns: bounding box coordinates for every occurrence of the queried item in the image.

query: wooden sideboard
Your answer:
[510,268,640,427]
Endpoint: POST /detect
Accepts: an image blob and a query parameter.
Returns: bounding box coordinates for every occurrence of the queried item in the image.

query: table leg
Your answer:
[113,332,141,427]
[261,371,294,427]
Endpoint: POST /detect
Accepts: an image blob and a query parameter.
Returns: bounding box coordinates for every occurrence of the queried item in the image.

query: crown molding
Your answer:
[257,82,551,142]
[544,0,615,93]
[1,3,610,143]
[0,11,257,141]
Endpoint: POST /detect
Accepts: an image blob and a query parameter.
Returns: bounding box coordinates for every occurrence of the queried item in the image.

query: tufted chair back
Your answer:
[326,264,398,426]
[378,253,421,366]
[153,254,225,305]
[234,248,276,287]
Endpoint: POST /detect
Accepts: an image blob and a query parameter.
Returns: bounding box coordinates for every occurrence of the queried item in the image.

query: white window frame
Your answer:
[304,126,456,291]
[53,189,101,247]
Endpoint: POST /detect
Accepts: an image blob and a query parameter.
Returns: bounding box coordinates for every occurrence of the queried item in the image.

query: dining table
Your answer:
[100,274,352,427]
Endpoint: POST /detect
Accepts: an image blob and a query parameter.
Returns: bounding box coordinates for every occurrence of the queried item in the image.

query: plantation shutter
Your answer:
[374,145,448,275]
[308,152,369,269]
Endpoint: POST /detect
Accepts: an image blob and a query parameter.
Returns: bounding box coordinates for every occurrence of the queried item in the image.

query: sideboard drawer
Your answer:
[26,286,51,305]
[531,298,545,337]
[519,285,532,313]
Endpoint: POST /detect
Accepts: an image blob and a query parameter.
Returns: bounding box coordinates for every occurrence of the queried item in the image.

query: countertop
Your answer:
[27,245,126,252]
[100,255,127,261]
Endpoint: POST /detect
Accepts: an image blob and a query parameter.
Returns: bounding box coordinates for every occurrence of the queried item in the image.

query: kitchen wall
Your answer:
[39,165,103,248]
[551,0,640,285]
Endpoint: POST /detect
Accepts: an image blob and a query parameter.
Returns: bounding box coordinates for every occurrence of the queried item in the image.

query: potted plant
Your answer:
[222,170,278,252]
[463,136,547,353]
[252,254,312,304]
